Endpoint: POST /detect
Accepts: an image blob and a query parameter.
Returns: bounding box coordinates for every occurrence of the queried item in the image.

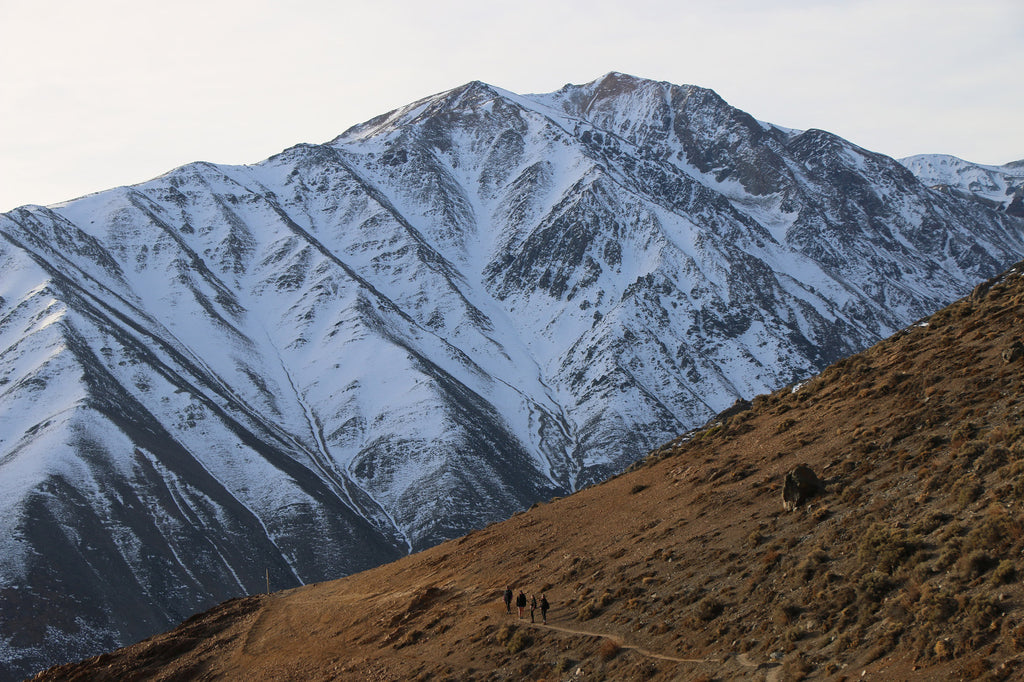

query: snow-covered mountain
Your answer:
[2,72,1022,678]
[901,154,1024,216]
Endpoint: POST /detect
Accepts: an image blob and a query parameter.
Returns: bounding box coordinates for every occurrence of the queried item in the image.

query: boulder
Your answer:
[782,464,823,511]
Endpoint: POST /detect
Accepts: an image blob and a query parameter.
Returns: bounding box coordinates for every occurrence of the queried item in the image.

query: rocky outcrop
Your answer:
[782,465,823,511]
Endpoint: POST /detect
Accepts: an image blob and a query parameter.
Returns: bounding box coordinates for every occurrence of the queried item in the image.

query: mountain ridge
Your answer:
[1,73,1022,678]
[33,255,1024,681]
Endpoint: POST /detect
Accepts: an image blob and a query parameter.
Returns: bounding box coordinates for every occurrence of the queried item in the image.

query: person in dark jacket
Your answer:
[540,594,550,624]
[530,594,538,623]
[516,590,527,619]
[503,586,513,614]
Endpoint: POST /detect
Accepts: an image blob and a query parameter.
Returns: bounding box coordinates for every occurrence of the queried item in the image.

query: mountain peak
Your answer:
[3,74,1024,679]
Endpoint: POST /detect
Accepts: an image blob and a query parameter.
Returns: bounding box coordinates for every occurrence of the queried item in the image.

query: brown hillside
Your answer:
[34,262,1024,681]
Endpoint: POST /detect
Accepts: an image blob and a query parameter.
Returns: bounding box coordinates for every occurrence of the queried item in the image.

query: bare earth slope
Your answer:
[34,260,1024,680]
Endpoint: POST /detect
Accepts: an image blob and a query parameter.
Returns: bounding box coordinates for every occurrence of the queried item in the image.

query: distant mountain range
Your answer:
[900,154,1024,216]
[1,72,1022,679]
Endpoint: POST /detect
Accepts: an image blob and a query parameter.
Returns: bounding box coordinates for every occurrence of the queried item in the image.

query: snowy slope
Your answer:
[1,72,1023,679]
[901,154,1024,215]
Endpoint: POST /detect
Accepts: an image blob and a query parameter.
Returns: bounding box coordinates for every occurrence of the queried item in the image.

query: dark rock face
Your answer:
[0,73,1022,679]
[783,465,823,511]
[1007,192,1024,218]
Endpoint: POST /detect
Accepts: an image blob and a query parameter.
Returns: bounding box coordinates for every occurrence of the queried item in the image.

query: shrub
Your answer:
[634,660,658,679]
[952,423,980,444]
[577,600,598,621]
[776,418,797,433]
[774,603,802,626]
[960,550,998,580]
[797,549,829,581]
[918,587,958,624]
[555,656,576,674]
[991,560,1017,585]
[694,596,724,621]
[781,653,813,680]
[506,629,532,654]
[858,571,895,601]
[956,478,985,508]
[858,523,915,573]
[497,624,517,644]
[976,446,1009,475]
[598,639,621,660]
[912,511,951,536]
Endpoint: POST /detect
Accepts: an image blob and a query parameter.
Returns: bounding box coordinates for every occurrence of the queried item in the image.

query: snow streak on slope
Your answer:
[901,154,1024,216]
[0,72,1022,679]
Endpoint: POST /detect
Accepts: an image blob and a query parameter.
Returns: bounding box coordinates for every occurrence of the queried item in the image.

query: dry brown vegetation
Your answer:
[33,262,1024,680]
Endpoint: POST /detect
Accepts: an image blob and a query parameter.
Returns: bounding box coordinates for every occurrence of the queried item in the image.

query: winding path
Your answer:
[520,619,720,664]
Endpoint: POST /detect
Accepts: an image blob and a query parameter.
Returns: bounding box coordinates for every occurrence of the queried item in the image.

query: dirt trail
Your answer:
[520,619,719,664]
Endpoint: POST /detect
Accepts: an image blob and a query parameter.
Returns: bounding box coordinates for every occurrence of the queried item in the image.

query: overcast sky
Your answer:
[1,0,1021,212]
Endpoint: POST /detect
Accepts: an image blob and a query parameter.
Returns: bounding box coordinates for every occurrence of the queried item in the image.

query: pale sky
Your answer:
[1,0,1021,213]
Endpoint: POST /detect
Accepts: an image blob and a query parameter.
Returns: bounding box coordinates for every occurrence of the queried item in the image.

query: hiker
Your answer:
[516,590,527,619]
[530,594,537,623]
[503,586,513,614]
[540,594,549,624]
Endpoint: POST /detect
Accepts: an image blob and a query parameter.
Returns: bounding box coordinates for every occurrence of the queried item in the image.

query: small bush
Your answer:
[598,639,621,660]
[497,624,517,644]
[991,560,1017,585]
[952,423,980,444]
[976,446,1009,475]
[797,549,829,581]
[781,653,813,680]
[577,600,598,621]
[960,550,998,580]
[919,587,958,624]
[858,571,895,601]
[776,418,797,433]
[957,478,985,508]
[774,603,802,626]
[555,656,576,674]
[634,660,658,679]
[694,596,724,621]
[858,522,915,573]
[506,629,532,654]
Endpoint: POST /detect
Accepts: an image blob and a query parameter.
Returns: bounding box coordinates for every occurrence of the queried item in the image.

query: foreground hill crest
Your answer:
[1,73,1023,678]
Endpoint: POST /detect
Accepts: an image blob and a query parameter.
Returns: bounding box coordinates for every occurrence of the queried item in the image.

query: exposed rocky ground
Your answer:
[33,260,1024,680]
